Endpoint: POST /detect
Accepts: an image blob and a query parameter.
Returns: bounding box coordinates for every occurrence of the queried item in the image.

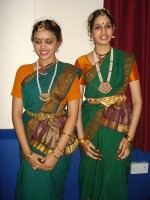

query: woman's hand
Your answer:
[117,138,131,160]
[38,154,59,171]
[81,139,102,160]
[28,152,44,170]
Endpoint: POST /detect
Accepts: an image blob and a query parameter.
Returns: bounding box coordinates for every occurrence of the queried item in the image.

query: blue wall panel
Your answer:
[0,130,150,200]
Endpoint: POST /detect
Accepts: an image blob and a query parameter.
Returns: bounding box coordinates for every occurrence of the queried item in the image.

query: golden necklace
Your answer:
[93,48,113,93]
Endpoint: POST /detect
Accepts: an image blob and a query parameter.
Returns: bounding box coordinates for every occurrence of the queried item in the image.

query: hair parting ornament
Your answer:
[34,17,58,31]
[37,21,45,31]
[88,8,112,22]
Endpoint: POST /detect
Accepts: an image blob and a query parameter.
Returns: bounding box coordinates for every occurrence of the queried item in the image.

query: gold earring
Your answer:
[89,34,94,41]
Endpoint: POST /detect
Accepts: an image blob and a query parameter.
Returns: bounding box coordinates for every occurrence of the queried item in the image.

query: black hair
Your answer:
[31,19,62,42]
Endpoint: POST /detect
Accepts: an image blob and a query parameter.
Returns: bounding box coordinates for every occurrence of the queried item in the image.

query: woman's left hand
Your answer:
[38,154,59,171]
[117,138,131,160]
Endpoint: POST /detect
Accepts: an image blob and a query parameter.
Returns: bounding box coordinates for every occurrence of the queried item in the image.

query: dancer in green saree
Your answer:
[11,19,81,200]
[75,9,142,200]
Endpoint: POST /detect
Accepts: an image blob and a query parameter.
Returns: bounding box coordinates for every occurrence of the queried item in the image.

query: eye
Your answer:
[45,39,53,44]
[95,25,102,30]
[33,39,41,44]
[105,24,112,29]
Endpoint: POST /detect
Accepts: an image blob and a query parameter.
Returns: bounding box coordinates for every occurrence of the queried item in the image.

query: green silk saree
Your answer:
[79,49,135,200]
[16,61,80,200]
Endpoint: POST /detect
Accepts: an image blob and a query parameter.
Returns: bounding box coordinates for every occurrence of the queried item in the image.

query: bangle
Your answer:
[124,134,133,143]
[56,144,64,155]
[52,153,60,160]
[62,132,72,137]
[25,151,33,161]
[132,114,140,117]
[78,136,87,145]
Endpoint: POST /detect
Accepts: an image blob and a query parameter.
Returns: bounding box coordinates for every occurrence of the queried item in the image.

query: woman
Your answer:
[11,19,81,200]
[75,9,142,200]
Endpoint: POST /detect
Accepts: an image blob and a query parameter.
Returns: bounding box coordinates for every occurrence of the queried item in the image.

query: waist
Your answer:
[26,110,65,121]
[86,94,127,107]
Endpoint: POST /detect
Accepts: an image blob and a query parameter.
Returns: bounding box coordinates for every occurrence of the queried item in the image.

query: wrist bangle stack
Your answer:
[78,136,87,145]
[25,151,33,161]
[124,134,133,143]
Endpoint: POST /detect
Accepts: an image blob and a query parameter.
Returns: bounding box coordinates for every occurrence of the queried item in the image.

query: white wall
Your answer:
[0,0,104,128]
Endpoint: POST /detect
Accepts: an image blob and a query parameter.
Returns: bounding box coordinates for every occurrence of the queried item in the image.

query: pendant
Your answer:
[98,82,112,93]
[40,68,47,75]
[39,93,50,101]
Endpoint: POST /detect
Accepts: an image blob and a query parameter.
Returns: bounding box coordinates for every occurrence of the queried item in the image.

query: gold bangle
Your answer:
[52,153,60,160]
[25,151,33,161]
[78,136,87,145]
[56,144,64,155]
[124,134,133,143]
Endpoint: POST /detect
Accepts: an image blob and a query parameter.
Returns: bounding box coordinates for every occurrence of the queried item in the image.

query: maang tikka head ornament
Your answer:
[37,21,45,31]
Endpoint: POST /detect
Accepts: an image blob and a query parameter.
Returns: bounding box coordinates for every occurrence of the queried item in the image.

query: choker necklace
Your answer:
[94,48,111,58]
[93,48,113,93]
[36,60,58,101]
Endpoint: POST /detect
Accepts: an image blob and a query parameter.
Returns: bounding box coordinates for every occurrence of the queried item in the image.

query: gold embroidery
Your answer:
[87,94,126,107]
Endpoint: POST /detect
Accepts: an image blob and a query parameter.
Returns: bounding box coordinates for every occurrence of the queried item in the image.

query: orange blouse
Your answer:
[75,55,140,85]
[11,64,81,104]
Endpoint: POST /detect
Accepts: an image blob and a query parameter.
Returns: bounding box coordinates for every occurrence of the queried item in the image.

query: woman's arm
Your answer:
[118,80,142,159]
[127,80,142,138]
[12,97,43,169]
[76,85,85,139]
[76,85,100,160]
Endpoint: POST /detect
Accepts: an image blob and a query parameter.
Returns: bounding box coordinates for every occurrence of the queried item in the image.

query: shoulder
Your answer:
[16,64,33,73]
[75,55,88,64]
[114,48,135,60]
[59,61,82,76]
[58,61,77,70]
[15,64,34,81]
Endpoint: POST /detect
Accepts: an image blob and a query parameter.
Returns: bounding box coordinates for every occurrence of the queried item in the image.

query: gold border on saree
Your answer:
[86,94,127,107]
[30,138,79,155]
[26,110,65,121]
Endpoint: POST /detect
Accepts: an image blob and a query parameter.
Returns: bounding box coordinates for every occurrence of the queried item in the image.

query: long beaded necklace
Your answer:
[93,48,113,93]
[36,60,58,101]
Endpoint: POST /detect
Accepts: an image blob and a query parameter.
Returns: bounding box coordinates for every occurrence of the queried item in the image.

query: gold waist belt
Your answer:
[86,94,127,107]
[26,110,65,121]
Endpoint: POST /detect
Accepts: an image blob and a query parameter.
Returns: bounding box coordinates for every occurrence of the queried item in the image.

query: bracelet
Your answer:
[52,153,60,160]
[132,114,140,117]
[62,132,72,137]
[78,136,87,145]
[25,151,33,161]
[124,134,133,143]
[56,144,64,155]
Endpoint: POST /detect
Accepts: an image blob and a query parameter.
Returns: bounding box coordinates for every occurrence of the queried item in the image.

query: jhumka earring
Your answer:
[89,34,94,41]
[112,35,115,39]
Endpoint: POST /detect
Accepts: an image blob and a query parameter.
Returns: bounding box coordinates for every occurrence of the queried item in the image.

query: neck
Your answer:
[38,57,57,67]
[94,45,111,56]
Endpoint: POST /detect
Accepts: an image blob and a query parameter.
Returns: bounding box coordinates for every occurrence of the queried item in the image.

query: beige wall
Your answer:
[0,0,104,128]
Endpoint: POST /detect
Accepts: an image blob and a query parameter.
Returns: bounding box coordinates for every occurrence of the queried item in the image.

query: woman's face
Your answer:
[32,29,60,61]
[91,15,114,46]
